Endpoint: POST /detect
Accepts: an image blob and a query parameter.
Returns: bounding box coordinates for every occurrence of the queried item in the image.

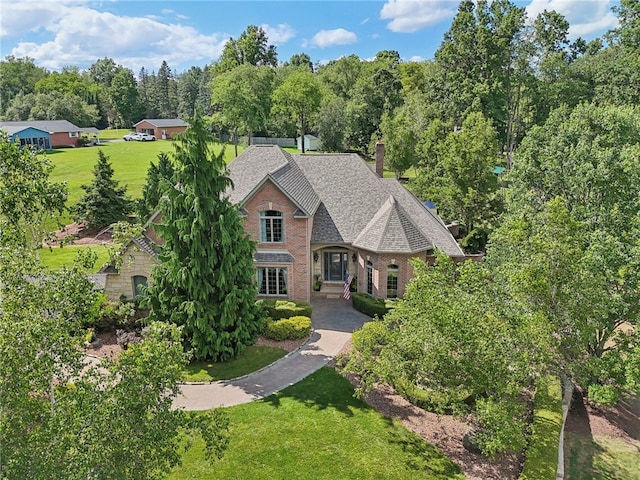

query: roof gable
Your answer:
[227,145,320,216]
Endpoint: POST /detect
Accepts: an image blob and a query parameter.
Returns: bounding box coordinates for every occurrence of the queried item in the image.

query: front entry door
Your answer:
[324,252,347,281]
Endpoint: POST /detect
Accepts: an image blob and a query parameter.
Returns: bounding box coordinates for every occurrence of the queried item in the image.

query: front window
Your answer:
[260,210,283,243]
[387,265,398,298]
[257,267,288,295]
[132,275,148,298]
[366,261,373,295]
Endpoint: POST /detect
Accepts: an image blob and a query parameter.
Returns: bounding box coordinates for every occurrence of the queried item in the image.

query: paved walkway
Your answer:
[173,298,369,411]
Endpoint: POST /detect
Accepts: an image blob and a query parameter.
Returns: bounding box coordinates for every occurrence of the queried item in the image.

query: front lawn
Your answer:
[170,368,464,479]
[182,346,287,382]
[565,434,640,479]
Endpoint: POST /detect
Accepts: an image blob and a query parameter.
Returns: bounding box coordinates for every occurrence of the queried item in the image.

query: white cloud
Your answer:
[307,28,357,48]
[261,23,296,45]
[176,14,189,20]
[525,0,618,38]
[409,55,425,62]
[361,17,370,25]
[161,8,174,15]
[4,3,227,72]
[380,0,457,33]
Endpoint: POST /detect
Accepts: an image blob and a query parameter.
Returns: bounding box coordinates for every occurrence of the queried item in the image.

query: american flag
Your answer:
[343,274,353,300]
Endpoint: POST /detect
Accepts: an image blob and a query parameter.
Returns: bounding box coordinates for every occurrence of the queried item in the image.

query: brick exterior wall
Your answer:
[136,121,187,139]
[50,131,79,147]
[243,179,312,302]
[103,243,158,301]
[350,250,435,299]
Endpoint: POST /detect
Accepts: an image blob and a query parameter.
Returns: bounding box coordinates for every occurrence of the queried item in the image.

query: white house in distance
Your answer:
[297,134,319,151]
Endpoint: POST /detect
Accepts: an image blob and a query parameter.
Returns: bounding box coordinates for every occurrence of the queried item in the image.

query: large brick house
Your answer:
[97,144,464,302]
[133,119,188,139]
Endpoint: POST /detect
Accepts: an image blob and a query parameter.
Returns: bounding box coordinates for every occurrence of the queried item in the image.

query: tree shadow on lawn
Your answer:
[565,390,598,480]
[260,367,362,417]
[260,367,463,477]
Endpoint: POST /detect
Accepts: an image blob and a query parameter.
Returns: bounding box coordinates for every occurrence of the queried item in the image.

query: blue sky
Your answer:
[0,0,620,74]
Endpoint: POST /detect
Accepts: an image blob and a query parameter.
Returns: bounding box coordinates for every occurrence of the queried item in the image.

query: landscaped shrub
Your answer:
[587,383,619,408]
[116,329,142,349]
[351,293,390,318]
[259,299,313,320]
[264,316,312,341]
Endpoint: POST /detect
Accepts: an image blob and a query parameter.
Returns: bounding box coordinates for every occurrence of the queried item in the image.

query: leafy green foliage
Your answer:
[215,25,278,73]
[73,149,133,231]
[0,133,67,249]
[148,114,262,361]
[263,316,312,341]
[271,68,323,153]
[346,255,551,455]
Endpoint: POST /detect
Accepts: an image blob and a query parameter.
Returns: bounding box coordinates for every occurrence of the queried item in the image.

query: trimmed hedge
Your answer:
[352,293,390,318]
[259,299,313,320]
[264,316,312,341]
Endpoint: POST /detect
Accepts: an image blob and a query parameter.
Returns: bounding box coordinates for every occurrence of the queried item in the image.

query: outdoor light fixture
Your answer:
[352,253,357,263]
[313,252,319,262]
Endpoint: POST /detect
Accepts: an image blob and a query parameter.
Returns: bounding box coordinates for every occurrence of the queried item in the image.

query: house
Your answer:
[97,144,464,302]
[0,120,83,148]
[228,143,464,301]
[296,134,319,151]
[133,119,188,139]
[1,125,52,150]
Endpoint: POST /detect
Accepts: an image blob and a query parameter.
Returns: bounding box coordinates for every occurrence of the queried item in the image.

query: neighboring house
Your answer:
[0,120,84,147]
[1,125,52,150]
[296,134,319,151]
[98,144,465,302]
[134,119,188,139]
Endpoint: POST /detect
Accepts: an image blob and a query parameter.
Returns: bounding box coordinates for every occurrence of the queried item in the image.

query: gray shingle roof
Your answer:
[226,145,320,216]
[134,118,188,127]
[254,251,294,263]
[226,145,463,256]
[0,120,80,132]
[1,125,50,135]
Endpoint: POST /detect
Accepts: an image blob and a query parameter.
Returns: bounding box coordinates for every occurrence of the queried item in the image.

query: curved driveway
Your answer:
[173,298,369,411]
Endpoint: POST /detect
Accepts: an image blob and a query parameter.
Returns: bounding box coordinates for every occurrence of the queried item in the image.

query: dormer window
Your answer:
[260,210,283,243]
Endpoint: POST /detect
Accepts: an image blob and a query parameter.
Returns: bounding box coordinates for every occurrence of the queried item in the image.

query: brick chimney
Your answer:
[375,141,385,178]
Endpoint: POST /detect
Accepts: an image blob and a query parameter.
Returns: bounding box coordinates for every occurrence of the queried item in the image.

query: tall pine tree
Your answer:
[148,115,261,361]
[73,149,132,231]
[137,152,174,221]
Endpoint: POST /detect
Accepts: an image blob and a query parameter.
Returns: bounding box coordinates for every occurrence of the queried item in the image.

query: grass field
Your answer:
[170,367,464,480]
[182,346,288,382]
[565,433,640,480]
[39,244,110,273]
[44,138,243,224]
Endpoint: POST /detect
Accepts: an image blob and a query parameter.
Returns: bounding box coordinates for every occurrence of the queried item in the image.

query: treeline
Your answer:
[1,0,638,243]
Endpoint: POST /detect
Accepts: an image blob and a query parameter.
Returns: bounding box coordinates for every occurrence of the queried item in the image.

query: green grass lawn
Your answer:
[170,368,464,480]
[97,128,132,140]
[44,137,242,224]
[519,377,563,480]
[39,244,111,273]
[565,433,640,480]
[182,346,288,382]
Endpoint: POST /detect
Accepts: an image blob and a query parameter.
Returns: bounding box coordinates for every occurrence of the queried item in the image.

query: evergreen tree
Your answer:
[73,150,132,230]
[137,152,175,220]
[148,115,261,361]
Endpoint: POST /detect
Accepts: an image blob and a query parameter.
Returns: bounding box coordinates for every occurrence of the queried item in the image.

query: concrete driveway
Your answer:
[173,298,369,411]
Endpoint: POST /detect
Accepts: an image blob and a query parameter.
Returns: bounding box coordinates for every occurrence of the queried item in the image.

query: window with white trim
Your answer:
[260,210,283,243]
[257,267,288,295]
